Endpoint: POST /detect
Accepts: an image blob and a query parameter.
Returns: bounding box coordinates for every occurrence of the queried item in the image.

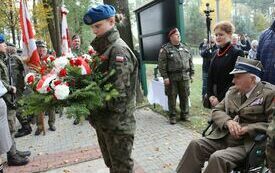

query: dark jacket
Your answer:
[207,43,244,102]
[200,44,218,72]
[256,20,275,85]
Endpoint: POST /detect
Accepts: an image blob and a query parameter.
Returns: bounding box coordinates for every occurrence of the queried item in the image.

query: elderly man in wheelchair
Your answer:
[176,57,275,173]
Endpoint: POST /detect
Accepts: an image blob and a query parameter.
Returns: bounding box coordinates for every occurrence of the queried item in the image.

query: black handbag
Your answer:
[202,94,211,109]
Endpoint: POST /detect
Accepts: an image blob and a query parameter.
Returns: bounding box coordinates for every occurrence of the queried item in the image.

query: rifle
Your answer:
[7,54,16,107]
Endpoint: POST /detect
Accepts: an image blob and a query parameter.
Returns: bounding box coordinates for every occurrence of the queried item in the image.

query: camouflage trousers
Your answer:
[165,79,190,118]
[94,127,134,173]
[36,109,56,129]
[7,109,17,156]
[7,109,16,134]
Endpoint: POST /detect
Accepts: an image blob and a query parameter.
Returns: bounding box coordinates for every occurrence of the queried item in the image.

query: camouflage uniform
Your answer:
[90,28,138,173]
[0,52,26,158]
[158,42,194,120]
[71,48,84,57]
[266,106,275,172]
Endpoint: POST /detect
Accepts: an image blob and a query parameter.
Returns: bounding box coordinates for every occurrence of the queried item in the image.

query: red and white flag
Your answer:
[19,0,40,68]
[61,6,71,56]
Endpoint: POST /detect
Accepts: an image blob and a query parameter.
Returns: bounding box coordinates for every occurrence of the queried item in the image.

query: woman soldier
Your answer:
[83,4,138,173]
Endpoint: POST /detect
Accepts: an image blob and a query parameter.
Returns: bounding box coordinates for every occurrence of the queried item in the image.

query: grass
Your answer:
[143,57,211,133]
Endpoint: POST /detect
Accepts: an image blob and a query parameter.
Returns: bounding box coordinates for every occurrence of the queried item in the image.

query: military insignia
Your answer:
[250,97,263,106]
[115,56,125,62]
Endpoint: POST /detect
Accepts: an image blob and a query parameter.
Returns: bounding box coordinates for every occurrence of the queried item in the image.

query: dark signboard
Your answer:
[135,0,184,63]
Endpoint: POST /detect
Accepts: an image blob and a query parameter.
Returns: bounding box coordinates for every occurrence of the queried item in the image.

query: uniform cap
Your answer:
[83,4,116,25]
[230,57,263,77]
[168,28,179,38]
[36,40,46,48]
[0,34,5,43]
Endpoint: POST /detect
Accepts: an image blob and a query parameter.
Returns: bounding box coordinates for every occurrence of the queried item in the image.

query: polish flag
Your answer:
[61,6,71,56]
[19,0,41,68]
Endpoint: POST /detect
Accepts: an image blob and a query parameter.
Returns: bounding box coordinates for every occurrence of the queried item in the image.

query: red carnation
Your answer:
[69,59,75,66]
[49,55,55,62]
[54,80,62,86]
[46,86,51,92]
[75,58,82,66]
[40,66,47,75]
[27,75,34,84]
[88,49,96,55]
[59,68,67,77]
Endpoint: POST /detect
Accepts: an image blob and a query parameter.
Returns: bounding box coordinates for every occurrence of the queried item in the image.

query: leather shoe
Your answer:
[14,128,32,138]
[16,150,31,157]
[7,153,29,166]
[49,125,56,131]
[35,128,42,136]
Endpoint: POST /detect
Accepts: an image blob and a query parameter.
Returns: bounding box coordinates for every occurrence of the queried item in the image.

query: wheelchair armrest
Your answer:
[202,119,214,137]
[254,134,267,142]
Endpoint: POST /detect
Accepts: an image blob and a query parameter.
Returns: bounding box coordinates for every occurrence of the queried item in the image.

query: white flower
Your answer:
[53,56,69,70]
[82,54,91,61]
[24,73,36,85]
[54,84,70,100]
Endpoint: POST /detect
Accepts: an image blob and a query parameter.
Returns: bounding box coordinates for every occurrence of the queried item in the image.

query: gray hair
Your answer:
[251,40,258,47]
[249,73,261,83]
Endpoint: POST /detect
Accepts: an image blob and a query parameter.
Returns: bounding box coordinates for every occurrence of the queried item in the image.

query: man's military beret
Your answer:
[36,40,46,48]
[83,4,116,25]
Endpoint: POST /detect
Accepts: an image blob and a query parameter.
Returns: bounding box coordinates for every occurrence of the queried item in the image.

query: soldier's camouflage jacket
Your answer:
[90,28,138,134]
[158,42,194,81]
[0,52,25,108]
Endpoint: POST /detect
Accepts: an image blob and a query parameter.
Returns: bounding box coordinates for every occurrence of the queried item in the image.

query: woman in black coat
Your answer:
[207,21,244,107]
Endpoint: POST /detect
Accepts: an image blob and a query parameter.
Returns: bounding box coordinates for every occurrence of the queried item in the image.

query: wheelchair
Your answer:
[202,119,269,173]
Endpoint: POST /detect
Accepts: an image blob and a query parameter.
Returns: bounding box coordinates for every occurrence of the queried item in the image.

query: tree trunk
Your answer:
[103,0,134,50]
[9,0,16,45]
[52,0,62,56]
[43,0,62,56]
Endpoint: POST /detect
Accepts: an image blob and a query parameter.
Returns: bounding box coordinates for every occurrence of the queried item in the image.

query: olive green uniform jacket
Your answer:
[207,82,275,152]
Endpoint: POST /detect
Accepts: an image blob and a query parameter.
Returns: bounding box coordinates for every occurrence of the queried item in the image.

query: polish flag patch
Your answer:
[115,56,125,62]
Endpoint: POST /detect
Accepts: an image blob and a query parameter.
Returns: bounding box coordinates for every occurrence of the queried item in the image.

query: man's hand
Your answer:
[209,96,219,107]
[226,120,242,139]
[239,126,248,135]
[10,86,16,94]
[164,78,170,86]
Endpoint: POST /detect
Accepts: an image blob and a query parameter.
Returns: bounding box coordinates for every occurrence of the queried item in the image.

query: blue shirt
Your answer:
[257,21,275,85]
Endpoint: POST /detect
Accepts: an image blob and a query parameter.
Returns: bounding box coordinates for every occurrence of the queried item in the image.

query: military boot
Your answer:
[49,125,56,131]
[180,113,189,122]
[7,153,29,166]
[169,117,176,125]
[14,124,32,138]
[16,150,31,157]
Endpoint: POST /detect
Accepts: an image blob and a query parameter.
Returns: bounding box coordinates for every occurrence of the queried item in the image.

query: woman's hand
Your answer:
[209,96,219,107]
[164,78,170,86]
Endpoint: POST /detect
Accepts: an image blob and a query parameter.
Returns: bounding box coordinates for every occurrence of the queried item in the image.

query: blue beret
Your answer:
[0,34,5,44]
[83,4,116,25]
